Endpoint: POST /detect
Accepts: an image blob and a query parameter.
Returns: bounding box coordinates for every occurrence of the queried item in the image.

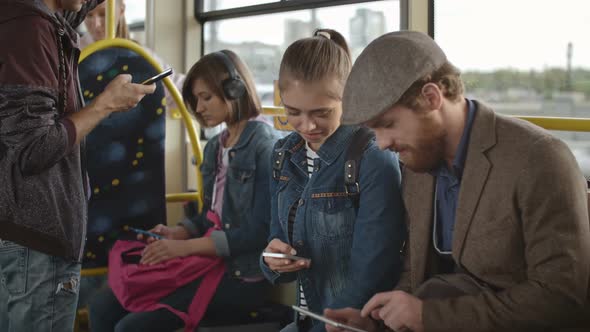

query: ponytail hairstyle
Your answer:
[109,0,130,39]
[116,10,130,39]
[278,28,352,100]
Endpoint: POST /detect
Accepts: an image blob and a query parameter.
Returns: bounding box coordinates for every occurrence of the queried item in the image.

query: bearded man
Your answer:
[324,30,590,332]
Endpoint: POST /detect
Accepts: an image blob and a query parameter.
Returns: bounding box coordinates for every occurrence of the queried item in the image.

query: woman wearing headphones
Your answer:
[260,29,406,332]
[89,50,278,332]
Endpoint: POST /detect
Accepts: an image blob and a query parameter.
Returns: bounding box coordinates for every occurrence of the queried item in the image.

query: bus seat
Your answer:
[74,48,169,332]
[79,46,168,271]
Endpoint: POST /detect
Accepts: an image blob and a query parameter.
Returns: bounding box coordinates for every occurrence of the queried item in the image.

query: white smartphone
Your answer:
[291,305,368,332]
[262,252,309,261]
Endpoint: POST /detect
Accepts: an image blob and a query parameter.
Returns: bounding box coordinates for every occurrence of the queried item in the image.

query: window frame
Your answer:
[195,0,407,23]
[195,0,408,57]
[428,0,434,37]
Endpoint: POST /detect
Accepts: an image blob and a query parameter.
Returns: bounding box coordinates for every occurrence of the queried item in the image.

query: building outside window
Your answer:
[200,0,401,106]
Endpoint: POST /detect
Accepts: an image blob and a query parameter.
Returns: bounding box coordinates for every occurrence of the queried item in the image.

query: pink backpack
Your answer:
[108,211,226,332]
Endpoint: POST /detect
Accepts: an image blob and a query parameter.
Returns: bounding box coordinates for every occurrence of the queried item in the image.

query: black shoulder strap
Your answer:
[272,149,288,180]
[121,245,145,264]
[272,137,290,180]
[344,127,375,208]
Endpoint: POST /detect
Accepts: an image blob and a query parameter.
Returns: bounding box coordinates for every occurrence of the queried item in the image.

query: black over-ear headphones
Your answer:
[212,51,246,100]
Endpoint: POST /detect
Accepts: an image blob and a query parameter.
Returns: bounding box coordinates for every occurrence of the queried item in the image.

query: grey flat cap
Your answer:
[342,30,447,124]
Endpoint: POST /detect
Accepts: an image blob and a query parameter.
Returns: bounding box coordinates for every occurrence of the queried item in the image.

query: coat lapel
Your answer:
[452,102,497,259]
[404,170,436,288]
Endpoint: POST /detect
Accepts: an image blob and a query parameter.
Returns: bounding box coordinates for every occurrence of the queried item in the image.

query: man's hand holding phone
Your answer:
[141,68,173,85]
[95,74,156,114]
[262,238,311,273]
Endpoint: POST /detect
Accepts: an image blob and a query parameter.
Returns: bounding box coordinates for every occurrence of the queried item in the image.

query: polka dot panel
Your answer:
[79,47,167,269]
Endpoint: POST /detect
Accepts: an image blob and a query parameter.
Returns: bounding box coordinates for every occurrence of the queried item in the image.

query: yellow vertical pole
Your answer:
[106,0,116,40]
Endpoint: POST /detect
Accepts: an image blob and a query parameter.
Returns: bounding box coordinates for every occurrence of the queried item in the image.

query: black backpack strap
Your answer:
[344,127,375,208]
[272,139,291,181]
[121,245,145,264]
[272,136,305,180]
[272,149,288,180]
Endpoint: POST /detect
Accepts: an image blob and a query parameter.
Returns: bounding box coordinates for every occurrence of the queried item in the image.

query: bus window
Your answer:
[433,0,590,177]
[201,0,401,105]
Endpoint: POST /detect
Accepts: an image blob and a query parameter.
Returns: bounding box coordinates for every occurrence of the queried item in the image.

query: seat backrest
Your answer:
[79,47,167,269]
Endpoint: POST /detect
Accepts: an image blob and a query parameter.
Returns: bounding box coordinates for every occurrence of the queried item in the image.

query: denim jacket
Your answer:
[260,125,406,331]
[181,120,278,279]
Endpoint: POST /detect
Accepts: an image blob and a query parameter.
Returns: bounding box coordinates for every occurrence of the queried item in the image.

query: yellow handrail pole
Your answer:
[169,84,204,204]
[166,193,200,203]
[80,39,204,212]
[263,106,590,133]
[261,106,286,116]
[80,267,108,277]
[512,116,590,132]
[164,80,203,211]
[106,0,116,40]
[163,78,203,212]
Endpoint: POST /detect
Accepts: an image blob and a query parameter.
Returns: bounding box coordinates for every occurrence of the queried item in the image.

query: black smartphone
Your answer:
[141,68,173,85]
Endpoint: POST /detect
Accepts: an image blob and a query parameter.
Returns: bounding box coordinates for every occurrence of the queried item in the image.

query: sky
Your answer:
[124,0,590,72]
[125,0,147,25]
[435,0,590,71]
[206,1,400,46]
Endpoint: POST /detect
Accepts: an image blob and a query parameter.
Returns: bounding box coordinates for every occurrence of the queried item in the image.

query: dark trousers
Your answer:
[89,274,269,332]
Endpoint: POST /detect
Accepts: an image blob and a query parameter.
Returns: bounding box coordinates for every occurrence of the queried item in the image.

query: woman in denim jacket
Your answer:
[90,50,278,332]
[260,29,406,332]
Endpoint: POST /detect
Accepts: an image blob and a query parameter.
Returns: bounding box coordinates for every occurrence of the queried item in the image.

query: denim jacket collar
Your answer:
[278,125,357,167]
[231,120,267,151]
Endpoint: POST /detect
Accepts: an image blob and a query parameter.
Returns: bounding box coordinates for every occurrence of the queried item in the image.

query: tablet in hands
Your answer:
[291,305,368,332]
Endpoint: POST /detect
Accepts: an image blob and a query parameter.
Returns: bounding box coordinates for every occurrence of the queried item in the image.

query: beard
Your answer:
[398,125,446,173]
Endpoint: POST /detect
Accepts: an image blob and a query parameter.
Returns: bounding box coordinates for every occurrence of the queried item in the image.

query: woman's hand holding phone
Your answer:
[134,225,194,265]
[140,239,191,265]
[263,238,311,273]
[136,224,190,243]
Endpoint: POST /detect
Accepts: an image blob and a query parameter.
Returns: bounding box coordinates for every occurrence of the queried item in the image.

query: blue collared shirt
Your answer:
[433,99,477,252]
